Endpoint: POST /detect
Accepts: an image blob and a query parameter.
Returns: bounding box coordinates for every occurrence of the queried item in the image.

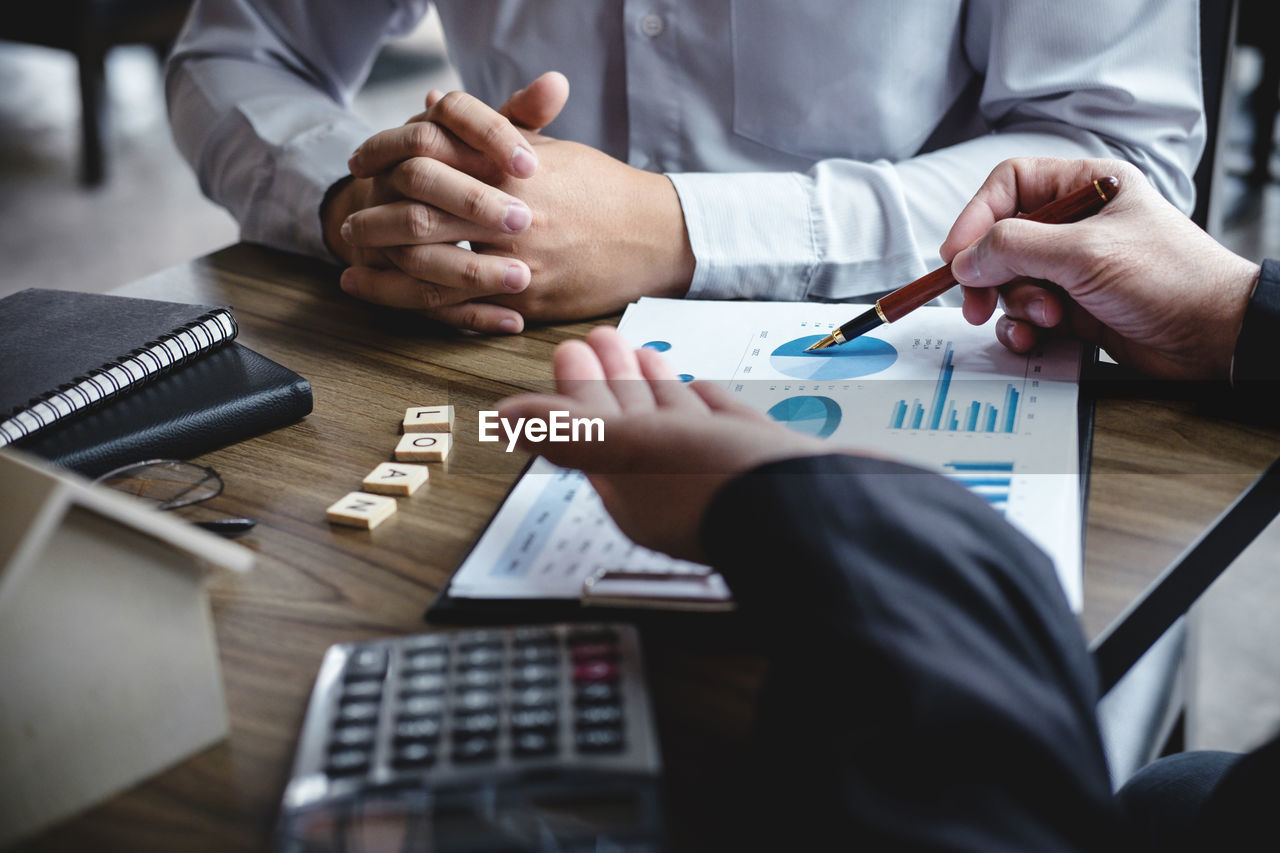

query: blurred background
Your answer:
[2,3,1279,758]
[0,7,458,302]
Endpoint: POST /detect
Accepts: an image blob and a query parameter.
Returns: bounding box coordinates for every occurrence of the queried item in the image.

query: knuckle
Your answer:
[478,117,507,150]
[407,122,440,155]
[400,246,432,280]
[359,132,386,158]
[986,220,1017,255]
[390,160,415,192]
[461,185,488,221]
[401,158,439,200]
[414,281,445,310]
[435,90,465,120]
[458,305,484,331]
[460,255,485,290]
[1109,160,1143,183]
[405,204,437,241]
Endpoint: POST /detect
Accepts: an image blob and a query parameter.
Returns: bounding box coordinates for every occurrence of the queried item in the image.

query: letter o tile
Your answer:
[395,432,451,462]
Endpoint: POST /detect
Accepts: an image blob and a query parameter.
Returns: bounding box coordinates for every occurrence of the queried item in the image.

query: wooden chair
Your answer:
[1,0,192,185]
[1193,0,1240,234]
[1237,0,1279,187]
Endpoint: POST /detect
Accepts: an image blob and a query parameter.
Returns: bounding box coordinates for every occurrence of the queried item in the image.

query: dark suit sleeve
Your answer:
[701,454,1126,850]
[1232,257,1280,389]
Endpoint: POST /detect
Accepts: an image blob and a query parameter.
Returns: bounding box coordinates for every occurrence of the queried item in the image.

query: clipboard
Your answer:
[430,309,1098,630]
[424,456,748,638]
[428,381,1098,635]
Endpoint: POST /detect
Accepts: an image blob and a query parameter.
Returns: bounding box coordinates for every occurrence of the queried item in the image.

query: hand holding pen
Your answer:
[806,176,1119,351]
[943,158,1258,381]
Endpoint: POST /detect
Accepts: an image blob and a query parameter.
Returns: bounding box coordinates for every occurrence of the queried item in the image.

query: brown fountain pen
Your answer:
[804,176,1120,351]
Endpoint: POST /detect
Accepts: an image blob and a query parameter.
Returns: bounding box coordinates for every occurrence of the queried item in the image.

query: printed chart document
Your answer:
[449,299,1084,610]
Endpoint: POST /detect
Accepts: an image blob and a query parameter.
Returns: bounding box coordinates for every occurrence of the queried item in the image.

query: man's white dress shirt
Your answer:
[167,0,1204,302]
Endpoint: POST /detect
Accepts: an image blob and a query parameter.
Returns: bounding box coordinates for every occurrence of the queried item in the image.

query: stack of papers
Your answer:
[449,299,1083,611]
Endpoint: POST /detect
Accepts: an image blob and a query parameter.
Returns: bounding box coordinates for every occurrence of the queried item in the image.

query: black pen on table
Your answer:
[804,176,1120,351]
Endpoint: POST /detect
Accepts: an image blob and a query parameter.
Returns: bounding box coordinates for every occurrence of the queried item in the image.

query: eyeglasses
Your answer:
[94,459,256,537]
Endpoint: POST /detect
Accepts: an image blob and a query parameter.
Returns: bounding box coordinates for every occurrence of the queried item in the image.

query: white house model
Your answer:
[0,450,253,847]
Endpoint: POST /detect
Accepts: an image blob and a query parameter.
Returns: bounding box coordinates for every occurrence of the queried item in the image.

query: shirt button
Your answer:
[639,14,665,37]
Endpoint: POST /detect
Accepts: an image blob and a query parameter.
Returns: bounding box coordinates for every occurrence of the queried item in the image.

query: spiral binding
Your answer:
[0,308,238,447]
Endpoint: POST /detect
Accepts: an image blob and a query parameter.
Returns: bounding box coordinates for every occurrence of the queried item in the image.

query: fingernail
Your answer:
[952,249,978,284]
[498,317,521,334]
[347,150,360,172]
[503,264,529,292]
[503,202,532,232]
[510,145,537,178]
[1029,298,1048,326]
[340,219,352,243]
[338,270,355,294]
[995,319,1011,347]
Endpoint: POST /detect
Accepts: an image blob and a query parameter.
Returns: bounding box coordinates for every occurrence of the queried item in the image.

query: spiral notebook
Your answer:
[0,289,238,447]
[17,342,314,478]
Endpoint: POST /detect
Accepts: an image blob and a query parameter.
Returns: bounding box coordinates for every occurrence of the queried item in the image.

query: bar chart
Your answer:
[887,341,1022,433]
[609,298,1083,610]
[943,460,1013,514]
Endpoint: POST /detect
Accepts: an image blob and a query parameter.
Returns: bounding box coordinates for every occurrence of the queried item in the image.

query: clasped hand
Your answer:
[324,72,693,335]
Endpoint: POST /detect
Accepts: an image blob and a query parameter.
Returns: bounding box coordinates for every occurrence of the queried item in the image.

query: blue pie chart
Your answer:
[770,335,897,380]
[767,395,842,438]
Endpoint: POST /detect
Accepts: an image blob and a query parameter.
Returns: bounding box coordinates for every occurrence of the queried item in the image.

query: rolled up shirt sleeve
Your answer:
[165,0,428,260]
[166,0,1202,302]
[671,0,1203,303]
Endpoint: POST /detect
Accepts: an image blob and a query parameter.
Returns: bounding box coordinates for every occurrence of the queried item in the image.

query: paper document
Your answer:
[450,299,1083,610]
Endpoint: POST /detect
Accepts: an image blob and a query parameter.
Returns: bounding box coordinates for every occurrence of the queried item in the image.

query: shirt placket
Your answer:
[623,0,682,174]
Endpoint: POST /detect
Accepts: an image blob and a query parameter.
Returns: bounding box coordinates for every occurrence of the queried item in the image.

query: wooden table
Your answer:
[17,243,1280,851]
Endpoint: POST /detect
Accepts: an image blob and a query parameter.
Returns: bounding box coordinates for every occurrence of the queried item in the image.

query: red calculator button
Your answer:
[573,660,619,684]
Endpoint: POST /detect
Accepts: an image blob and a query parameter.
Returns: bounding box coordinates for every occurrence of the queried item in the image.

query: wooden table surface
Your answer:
[17,243,1280,851]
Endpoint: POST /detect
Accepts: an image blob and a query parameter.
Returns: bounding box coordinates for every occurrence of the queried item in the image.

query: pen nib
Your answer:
[804,333,838,352]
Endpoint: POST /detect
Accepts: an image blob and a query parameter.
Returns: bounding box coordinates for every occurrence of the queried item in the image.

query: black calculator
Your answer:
[276,624,664,852]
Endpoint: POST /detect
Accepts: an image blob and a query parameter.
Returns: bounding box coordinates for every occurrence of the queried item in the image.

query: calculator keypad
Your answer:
[295,624,653,794]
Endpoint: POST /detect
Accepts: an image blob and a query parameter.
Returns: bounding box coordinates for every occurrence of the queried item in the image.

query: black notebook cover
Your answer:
[0,288,237,446]
[16,343,313,478]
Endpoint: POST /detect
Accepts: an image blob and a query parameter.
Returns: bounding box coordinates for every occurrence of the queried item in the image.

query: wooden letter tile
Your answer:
[362,462,429,496]
[325,492,397,529]
[395,432,451,462]
[403,405,454,433]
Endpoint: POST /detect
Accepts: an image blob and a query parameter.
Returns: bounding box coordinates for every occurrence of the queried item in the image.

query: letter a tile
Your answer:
[362,462,429,496]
